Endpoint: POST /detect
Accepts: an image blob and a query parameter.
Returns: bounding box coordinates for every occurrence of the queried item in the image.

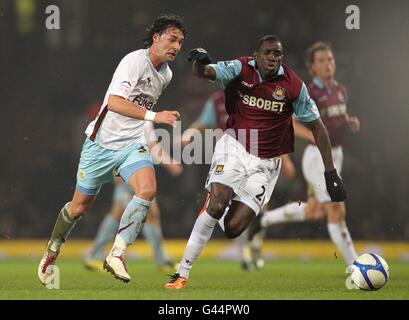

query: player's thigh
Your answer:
[117,143,156,200]
[302,145,331,203]
[233,157,281,217]
[76,138,116,196]
[302,145,344,203]
[304,196,325,220]
[324,201,346,223]
[224,201,256,239]
[146,200,160,224]
[205,134,246,203]
[127,167,157,200]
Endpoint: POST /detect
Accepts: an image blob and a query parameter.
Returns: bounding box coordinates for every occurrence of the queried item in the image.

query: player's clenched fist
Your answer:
[188,48,212,65]
[154,110,180,127]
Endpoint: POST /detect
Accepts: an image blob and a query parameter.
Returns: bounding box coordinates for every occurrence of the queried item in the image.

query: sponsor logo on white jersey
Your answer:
[132,94,155,110]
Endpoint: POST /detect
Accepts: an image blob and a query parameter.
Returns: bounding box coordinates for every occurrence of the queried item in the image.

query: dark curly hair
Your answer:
[143,14,186,48]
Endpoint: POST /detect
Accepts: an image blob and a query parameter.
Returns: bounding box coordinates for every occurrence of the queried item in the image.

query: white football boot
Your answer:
[103,254,131,283]
[38,250,58,286]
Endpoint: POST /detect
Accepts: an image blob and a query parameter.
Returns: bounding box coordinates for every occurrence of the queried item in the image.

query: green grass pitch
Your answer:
[0,258,408,300]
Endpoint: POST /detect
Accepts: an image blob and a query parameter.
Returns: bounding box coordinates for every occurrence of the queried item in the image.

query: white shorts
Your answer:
[205,134,281,215]
[302,144,343,203]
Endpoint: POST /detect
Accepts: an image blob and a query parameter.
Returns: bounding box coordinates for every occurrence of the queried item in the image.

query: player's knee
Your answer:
[207,197,229,218]
[305,204,325,221]
[69,202,90,218]
[135,186,156,201]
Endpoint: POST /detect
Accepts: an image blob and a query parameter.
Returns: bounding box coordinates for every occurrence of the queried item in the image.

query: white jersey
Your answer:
[85,49,172,150]
[143,121,158,146]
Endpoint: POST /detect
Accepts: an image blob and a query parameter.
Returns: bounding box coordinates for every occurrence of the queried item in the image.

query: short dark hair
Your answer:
[305,41,333,71]
[143,14,186,48]
[256,35,281,51]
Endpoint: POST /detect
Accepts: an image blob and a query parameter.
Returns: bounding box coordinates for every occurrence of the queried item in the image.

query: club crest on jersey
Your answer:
[215,164,224,175]
[143,77,152,87]
[272,86,286,100]
[223,60,236,68]
[78,170,86,180]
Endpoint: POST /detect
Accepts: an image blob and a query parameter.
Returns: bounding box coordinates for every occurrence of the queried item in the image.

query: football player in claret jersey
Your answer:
[165,35,346,289]
[38,14,185,285]
[256,42,360,269]
[180,91,296,271]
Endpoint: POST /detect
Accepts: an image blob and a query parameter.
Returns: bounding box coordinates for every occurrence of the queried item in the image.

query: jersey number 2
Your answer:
[256,185,266,203]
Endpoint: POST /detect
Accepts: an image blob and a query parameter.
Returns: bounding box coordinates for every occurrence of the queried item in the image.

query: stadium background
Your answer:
[0,0,408,252]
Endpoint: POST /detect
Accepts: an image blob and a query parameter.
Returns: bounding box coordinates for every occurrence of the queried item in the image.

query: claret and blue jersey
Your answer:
[209,57,320,159]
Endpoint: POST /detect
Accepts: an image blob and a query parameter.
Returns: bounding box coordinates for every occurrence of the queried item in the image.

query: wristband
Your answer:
[144,110,156,121]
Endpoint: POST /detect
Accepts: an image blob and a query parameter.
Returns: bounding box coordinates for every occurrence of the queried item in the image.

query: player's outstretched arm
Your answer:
[188,48,216,80]
[108,95,179,127]
[293,118,315,143]
[305,118,346,202]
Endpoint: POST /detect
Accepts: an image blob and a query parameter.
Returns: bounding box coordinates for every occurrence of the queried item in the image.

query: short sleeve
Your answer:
[208,59,242,90]
[197,97,217,128]
[292,83,320,122]
[108,54,142,98]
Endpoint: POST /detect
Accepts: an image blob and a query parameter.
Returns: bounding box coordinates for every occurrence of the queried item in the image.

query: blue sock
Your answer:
[142,223,167,265]
[89,215,119,260]
[117,195,152,245]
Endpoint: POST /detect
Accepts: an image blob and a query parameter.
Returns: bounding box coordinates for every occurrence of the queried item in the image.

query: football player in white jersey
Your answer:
[38,14,186,285]
[84,122,183,272]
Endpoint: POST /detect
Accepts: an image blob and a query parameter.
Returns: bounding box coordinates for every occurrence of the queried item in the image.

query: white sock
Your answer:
[177,211,218,279]
[261,202,306,227]
[327,222,358,265]
[109,234,128,257]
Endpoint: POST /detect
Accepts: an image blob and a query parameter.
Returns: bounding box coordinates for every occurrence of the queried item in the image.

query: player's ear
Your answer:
[253,50,258,60]
[152,33,160,43]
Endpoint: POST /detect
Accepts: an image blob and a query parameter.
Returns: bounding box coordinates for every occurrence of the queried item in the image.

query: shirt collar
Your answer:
[313,77,338,90]
[146,48,168,74]
[248,60,284,82]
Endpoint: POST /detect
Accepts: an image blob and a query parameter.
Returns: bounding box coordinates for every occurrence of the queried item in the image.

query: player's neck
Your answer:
[318,76,334,89]
[148,48,164,71]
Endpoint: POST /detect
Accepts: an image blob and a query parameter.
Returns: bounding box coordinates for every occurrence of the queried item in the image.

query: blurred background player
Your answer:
[84,122,183,272]
[166,36,346,289]
[180,90,296,271]
[254,41,360,269]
